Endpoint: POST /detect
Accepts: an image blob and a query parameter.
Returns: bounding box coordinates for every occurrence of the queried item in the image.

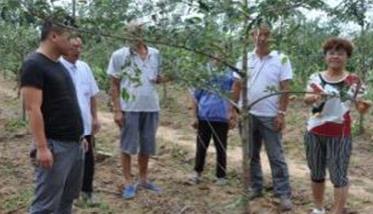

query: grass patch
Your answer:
[76,199,116,214]
[0,159,20,176]
[1,187,33,212]
[4,118,27,132]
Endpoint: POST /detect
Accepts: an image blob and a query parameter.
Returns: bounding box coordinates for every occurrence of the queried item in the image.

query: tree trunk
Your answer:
[162,82,168,106]
[240,0,251,213]
[358,23,366,135]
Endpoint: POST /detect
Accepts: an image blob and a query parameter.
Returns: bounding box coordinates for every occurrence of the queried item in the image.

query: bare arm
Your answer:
[278,80,290,112]
[304,90,321,105]
[190,93,199,129]
[304,94,317,105]
[231,79,242,105]
[110,77,121,112]
[22,87,53,168]
[274,80,290,131]
[91,95,101,134]
[110,76,124,128]
[91,96,98,119]
[23,87,47,149]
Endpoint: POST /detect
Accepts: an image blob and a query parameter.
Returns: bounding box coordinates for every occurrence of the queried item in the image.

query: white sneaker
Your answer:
[81,192,99,206]
[189,171,202,184]
[215,178,227,186]
[311,208,326,214]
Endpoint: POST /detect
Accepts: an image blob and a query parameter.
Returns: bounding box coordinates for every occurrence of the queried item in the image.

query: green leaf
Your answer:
[280,55,289,65]
[121,89,130,101]
[198,0,210,12]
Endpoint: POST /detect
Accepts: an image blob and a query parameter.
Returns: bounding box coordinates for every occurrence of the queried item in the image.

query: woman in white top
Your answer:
[304,38,371,214]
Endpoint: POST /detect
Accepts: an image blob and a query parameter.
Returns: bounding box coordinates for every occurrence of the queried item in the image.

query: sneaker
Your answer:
[311,208,326,214]
[122,185,136,199]
[138,181,162,194]
[279,195,293,211]
[81,191,99,206]
[215,178,227,186]
[189,171,202,184]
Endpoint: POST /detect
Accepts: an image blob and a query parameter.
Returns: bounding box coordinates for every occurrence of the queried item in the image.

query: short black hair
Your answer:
[40,16,76,41]
[251,24,271,36]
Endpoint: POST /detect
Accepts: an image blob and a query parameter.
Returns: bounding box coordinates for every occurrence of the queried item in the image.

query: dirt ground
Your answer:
[1,76,373,214]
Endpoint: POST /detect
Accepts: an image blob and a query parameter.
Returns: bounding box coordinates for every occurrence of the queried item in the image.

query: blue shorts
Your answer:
[120,112,159,155]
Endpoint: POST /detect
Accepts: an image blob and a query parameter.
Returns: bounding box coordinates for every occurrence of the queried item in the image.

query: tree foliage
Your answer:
[1,0,372,91]
[0,0,372,211]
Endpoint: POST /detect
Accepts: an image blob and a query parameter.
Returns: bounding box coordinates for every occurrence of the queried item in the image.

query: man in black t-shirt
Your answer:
[21,19,84,214]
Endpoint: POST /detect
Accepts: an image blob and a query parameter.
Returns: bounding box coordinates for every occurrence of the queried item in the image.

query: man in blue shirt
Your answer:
[190,58,237,185]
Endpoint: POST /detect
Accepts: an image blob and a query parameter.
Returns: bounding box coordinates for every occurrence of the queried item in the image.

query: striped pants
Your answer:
[304,131,352,187]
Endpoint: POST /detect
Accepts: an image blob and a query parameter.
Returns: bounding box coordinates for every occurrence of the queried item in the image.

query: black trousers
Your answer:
[82,135,95,193]
[194,120,228,178]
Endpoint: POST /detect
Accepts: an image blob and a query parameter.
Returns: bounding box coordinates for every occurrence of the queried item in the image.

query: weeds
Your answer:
[4,118,27,133]
[1,187,33,212]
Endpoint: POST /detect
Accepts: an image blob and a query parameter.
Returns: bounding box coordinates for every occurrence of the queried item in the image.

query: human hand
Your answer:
[37,147,54,169]
[274,114,285,132]
[82,138,89,152]
[92,117,101,134]
[114,111,124,128]
[191,119,199,129]
[356,100,372,114]
[229,110,238,129]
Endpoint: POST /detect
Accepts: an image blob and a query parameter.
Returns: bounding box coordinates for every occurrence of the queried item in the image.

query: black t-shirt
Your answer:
[21,52,83,142]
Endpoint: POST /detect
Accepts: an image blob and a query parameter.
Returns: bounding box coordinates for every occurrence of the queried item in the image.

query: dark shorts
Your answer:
[120,112,159,155]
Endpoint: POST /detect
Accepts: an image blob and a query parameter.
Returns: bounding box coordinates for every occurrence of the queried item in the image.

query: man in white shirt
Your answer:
[233,25,293,211]
[60,35,100,204]
[107,21,165,199]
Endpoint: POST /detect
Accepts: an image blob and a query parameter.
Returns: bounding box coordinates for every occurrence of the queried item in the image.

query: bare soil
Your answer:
[1,77,373,214]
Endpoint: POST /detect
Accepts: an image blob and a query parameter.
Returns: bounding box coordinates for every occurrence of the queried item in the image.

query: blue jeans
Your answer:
[248,114,291,197]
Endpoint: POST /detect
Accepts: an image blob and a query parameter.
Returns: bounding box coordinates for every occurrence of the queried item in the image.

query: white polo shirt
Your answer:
[60,58,100,136]
[235,50,293,117]
[107,46,161,112]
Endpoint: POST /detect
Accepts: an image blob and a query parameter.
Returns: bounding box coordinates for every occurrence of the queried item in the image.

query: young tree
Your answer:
[16,0,366,212]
